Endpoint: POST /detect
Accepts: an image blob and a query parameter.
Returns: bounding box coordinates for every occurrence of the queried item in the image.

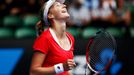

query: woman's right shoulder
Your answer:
[36,28,50,39]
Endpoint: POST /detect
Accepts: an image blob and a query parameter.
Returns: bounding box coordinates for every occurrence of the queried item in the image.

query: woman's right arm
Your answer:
[30,51,55,75]
[30,51,76,75]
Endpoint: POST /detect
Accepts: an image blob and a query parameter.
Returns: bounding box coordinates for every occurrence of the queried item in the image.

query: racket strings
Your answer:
[88,32,116,72]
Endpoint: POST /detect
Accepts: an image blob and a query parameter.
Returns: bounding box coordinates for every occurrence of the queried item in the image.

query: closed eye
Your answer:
[54,2,61,7]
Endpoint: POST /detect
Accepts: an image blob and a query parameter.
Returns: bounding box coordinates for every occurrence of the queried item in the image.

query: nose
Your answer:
[62,4,66,8]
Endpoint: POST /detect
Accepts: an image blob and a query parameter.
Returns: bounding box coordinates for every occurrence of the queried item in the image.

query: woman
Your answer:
[30,0,76,75]
[115,0,131,26]
[115,0,131,38]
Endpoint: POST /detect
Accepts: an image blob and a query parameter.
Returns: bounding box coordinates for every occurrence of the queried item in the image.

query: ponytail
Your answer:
[36,20,45,36]
[36,0,53,36]
[36,3,46,36]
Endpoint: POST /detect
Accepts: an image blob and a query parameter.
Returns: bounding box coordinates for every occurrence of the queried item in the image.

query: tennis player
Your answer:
[30,0,76,75]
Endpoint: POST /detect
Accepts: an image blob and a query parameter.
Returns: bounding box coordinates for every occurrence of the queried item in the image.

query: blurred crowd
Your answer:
[0,0,40,17]
[0,0,134,38]
[67,0,133,28]
[0,0,133,26]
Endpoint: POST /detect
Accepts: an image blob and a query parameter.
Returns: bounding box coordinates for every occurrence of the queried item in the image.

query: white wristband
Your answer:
[54,63,64,74]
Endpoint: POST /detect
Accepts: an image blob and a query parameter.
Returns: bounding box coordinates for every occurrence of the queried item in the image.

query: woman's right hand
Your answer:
[63,59,76,71]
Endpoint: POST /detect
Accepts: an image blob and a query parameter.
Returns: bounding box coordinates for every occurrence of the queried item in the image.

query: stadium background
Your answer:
[0,0,134,75]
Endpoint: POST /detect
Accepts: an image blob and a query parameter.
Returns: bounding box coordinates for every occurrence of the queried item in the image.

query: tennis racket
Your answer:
[86,28,116,75]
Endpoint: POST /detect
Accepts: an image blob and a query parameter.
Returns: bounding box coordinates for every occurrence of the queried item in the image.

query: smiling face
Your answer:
[48,2,70,21]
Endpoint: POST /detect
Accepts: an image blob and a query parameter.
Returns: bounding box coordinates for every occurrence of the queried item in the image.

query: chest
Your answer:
[58,37,71,50]
[45,42,74,64]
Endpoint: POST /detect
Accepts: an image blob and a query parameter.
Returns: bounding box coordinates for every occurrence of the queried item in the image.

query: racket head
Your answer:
[86,28,116,74]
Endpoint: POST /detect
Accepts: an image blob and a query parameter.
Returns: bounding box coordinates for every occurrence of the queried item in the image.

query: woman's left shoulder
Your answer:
[66,32,74,40]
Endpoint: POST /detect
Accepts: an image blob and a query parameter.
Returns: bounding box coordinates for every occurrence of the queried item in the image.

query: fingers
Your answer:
[67,59,76,67]
[63,59,76,71]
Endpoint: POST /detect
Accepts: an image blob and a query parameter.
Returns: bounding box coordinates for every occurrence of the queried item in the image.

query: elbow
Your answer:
[29,70,34,75]
[30,72,34,75]
[29,67,44,75]
[29,68,37,75]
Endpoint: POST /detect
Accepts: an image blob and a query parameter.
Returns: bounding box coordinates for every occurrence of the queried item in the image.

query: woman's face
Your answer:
[48,2,70,21]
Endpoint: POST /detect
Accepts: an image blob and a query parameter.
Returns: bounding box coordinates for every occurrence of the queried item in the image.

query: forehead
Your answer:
[52,2,62,7]
[48,2,63,13]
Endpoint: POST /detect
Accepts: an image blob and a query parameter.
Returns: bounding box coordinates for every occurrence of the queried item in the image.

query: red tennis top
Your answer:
[33,28,75,75]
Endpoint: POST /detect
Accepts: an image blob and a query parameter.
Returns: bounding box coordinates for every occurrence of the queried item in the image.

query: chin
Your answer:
[66,14,70,19]
[64,14,70,20]
[58,13,70,21]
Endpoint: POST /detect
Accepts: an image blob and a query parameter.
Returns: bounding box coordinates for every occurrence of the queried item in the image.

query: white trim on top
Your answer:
[49,28,72,51]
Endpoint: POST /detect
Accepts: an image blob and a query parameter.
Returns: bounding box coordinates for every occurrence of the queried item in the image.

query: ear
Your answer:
[48,13,54,19]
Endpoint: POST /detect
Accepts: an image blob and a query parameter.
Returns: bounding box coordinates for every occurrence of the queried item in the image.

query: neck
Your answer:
[51,20,66,39]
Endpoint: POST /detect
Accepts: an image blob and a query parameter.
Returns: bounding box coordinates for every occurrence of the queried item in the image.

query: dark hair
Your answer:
[36,20,44,36]
[36,2,52,36]
[35,6,45,36]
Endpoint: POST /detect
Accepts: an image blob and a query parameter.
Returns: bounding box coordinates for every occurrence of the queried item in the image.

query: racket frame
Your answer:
[85,30,116,74]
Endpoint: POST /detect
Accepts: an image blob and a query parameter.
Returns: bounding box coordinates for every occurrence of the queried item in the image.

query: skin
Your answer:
[117,0,131,25]
[30,2,76,75]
